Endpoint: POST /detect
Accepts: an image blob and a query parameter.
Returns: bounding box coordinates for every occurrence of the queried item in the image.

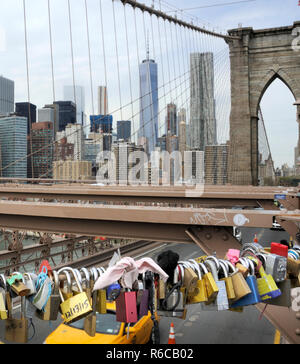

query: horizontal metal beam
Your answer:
[0,200,279,228]
[0,184,296,208]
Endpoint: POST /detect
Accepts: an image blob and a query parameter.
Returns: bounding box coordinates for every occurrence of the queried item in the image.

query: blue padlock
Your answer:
[231,258,261,308]
[106,283,121,301]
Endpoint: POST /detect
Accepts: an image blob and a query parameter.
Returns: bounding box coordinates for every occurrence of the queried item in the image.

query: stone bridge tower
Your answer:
[226,22,300,185]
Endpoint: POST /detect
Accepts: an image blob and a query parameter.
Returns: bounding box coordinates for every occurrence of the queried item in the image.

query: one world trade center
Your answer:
[139,53,159,155]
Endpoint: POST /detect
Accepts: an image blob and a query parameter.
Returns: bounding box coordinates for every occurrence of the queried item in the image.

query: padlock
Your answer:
[23,273,37,296]
[106,283,121,301]
[71,269,83,296]
[115,289,138,323]
[84,288,97,337]
[159,265,187,319]
[242,243,264,253]
[287,256,300,277]
[186,260,208,304]
[236,260,249,278]
[219,261,236,302]
[199,262,219,303]
[222,260,251,301]
[158,279,166,300]
[231,258,261,308]
[58,267,92,324]
[257,266,282,302]
[179,261,198,295]
[80,267,92,303]
[36,270,61,321]
[89,267,99,290]
[135,279,149,319]
[7,273,31,297]
[94,269,106,314]
[203,259,229,311]
[32,268,53,311]
[5,295,28,344]
[271,242,288,257]
[60,270,73,301]
[0,275,7,320]
[265,254,287,282]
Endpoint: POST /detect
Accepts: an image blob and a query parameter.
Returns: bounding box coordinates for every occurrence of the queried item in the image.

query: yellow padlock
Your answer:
[219,261,236,302]
[257,266,281,302]
[199,263,219,304]
[186,260,208,304]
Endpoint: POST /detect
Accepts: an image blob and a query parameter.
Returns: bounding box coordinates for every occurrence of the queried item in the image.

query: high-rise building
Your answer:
[112,141,145,185]
[179,120,186,156]
[190,53,217,151]
[90,115,113,134]
[117,120,131,142]
[38,107,54,124]
[166,103,177,136]
[44,103,60,134]
[32,122,54,178]
[56,124,85,161]
[0,115,27,177]
[157,135,166,152]
[15,102,37,135]
[0,76,14,115]
[54,137,74,162]
[139,56,159,154]
[205,144,228,185]
[98,86,108,115]
[54,101,76,132]
[90,115,113,151]
[63,85,86,126]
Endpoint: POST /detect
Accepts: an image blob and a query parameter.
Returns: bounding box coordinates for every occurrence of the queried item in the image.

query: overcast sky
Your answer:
[0,0,299,168]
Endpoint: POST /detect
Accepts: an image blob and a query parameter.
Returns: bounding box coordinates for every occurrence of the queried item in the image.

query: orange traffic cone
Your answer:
[254,234,258,243]
[168,323,176,344]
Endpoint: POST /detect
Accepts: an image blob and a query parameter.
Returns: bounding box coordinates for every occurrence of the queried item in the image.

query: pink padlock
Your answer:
[226,249,240,264]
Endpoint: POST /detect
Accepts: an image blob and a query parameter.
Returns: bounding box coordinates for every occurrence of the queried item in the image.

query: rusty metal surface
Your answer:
[0,200,281,228]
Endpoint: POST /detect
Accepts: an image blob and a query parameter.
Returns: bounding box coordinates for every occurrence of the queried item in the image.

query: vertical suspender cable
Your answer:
[67,0,77,110]
[123,4,135,142]
[23,0,34,179]
[112,0,123,122]
[47,0,56,103]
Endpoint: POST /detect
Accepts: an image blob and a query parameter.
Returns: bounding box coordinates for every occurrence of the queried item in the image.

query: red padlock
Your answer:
[271,243,288,258]
[39,260,52,276]
[116,291,138,323]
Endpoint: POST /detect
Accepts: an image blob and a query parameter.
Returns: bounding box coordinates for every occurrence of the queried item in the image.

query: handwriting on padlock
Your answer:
[63,299,90,321]
[7,274,23,286]
[291,288,300,313]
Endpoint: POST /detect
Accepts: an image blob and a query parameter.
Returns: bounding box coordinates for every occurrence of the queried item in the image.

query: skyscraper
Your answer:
[15,102,37,135]
[32,122,54,178]
[56,123,85,161]
[139,56,159,154]
[54,101,76,132]
[178,108,187,155]
[98,86,108,115]
[166,103,177,136]
[190,53,217,151]
[0,115,27,177]
[117,120,131,141]
[63,85,85,126]
[0,76,14,115]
